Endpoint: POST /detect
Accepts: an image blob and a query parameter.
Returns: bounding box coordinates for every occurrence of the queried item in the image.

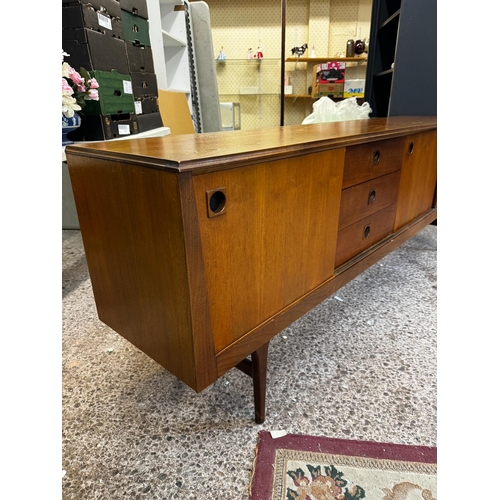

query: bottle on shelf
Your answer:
[346,39,355,57]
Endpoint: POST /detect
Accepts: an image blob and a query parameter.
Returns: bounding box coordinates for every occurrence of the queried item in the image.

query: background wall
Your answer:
[206,0,372,129]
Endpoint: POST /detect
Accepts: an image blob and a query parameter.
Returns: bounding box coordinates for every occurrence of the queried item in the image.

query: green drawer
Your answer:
[82,70,135,115]
[121,10,150,46]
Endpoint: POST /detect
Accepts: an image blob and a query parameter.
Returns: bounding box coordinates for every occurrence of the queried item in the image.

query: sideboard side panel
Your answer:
[394,130,437,231]
[67,156,199,390]
[178,172,218,391]
[193,150,345,354]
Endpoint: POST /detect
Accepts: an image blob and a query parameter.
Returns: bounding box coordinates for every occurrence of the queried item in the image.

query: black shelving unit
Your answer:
[364,0,436,117]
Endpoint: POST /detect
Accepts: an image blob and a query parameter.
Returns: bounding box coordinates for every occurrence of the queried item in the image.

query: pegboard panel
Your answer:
[216,58,282,130]
[207,0,371,128]
[209,0,282,59]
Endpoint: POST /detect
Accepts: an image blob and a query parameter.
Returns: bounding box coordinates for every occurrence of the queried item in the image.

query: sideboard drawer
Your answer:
[335,204,397,267]
[338,170,401,230]
[343,137,405,188]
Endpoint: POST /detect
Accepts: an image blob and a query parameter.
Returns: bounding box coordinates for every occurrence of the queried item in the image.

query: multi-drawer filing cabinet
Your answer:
[65,116,437,423]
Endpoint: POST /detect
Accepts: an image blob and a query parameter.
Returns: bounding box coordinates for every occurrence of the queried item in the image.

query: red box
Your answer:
[313,62,346,84]
[312,62,346,98]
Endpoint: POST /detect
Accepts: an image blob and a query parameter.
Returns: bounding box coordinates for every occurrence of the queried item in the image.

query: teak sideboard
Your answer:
[66,116,437,423]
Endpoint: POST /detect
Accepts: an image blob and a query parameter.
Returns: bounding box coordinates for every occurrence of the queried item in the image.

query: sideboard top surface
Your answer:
[65,116,437,173]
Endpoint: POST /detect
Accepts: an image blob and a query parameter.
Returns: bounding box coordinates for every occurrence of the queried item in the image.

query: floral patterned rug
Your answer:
[250,431,436,500]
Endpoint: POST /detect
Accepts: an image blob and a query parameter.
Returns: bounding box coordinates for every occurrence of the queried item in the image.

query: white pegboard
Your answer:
[208,0,371,128]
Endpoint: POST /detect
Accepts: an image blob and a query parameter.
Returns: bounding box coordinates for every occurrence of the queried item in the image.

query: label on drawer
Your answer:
[118,124,130,135]
[97,12,112,30]
[123,80,133,94]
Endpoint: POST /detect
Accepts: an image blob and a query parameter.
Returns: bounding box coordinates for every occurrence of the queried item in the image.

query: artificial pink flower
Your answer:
[68,67,85,86]
[88,89,99,101]
[62,78,74,94]
[88,78,99,89]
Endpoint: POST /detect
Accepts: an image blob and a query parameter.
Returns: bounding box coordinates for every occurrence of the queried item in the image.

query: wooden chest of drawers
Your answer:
[66,116,437,422]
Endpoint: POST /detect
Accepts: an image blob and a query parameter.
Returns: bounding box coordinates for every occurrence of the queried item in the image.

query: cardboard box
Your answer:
[125,41,155,73]
[62,0,121,18]
[312,62,346,98]
[130,72,158,98]
[121,10,151,46]
[62,1,123,39]
[120,0,149,19]
[313,62,346,84]
[63,28,129,74]
[134,96,159,115]
[67,113,139,141]
[312,83,344,98]
[82,70,135,116]
[343,79,365,98]
[137,112,163,133]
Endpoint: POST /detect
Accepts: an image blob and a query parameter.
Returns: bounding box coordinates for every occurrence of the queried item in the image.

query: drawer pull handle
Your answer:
[408,142,414,154]
[363,224,371,239]
[368,189,376,205]
[372,150,380,165]
[206,188,227,217]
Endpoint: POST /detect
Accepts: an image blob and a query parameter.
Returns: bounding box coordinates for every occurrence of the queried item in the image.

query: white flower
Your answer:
[62,62,72,78]
[62,94,82,118]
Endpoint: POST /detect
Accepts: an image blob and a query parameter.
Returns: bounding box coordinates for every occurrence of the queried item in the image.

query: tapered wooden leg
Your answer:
[236,341,269,424]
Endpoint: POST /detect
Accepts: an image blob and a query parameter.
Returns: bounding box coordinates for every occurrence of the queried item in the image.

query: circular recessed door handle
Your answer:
[368,189,376,205]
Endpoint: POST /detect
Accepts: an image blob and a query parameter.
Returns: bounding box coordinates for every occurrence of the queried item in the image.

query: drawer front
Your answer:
[343,137,405,188]
[335,204,397,267]
[338,170,401,230]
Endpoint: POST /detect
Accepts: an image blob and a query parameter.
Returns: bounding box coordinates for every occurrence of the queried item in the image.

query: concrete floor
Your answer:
[62,225,437,499]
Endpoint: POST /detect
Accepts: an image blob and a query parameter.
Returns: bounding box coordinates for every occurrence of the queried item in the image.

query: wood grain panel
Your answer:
[193,150,345,353]
[66,116,437,174]
[342,137,404,188]
[338,170,401,230]
[68,157,202,390]
[335,204,397,267]
[394,130,437,231]
[216,209,437,377]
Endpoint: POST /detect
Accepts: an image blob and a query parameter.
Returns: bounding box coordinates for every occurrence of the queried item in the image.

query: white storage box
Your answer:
[343,79,365,98]
[220,102,241,131]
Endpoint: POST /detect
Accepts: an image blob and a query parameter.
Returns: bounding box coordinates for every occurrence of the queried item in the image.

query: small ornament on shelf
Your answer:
[354,39,365,55]
[216,46,226,61]
[310,45,316,58]
[247,48,253,60]
[291,43,308,58]
[254,46,263,59]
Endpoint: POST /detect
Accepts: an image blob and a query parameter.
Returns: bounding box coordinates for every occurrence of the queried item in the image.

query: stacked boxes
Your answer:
[311,62,346,98]
[121,0,163,133]
[62,0,162,140]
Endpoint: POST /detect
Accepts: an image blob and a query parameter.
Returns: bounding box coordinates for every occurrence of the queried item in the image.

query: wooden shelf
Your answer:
[285,56,367,64]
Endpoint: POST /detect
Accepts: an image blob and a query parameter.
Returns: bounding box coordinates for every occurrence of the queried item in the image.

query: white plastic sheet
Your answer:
[302,96,372,124]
